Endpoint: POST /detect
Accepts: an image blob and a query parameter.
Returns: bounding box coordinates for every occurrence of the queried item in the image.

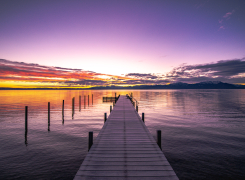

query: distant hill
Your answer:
[1,81,245,90]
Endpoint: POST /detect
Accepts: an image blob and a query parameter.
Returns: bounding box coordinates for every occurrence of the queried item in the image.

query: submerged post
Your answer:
[25,106,28,133]
[62,100,64,123]
[72,97,75,118]
[48,102,50,124]
[84,95,86,108]
[113,102,115,107]
[88,131,93,151]
[136,105,138,112]
[157,130,162,150]
[142,112,144,122]
[48,102,50,131]
[110,105,112,113]
[104,113,107,123]
[79,96,81,111]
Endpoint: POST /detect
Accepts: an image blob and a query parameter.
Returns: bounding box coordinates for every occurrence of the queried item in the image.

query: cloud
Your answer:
[126,73,158,79]
[167,58,245,84]
[218,10,235,30]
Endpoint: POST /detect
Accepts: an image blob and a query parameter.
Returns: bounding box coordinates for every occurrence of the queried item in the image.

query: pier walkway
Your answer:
[74,95,178,180]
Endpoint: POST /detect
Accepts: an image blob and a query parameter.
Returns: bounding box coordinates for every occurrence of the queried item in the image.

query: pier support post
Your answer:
[142,113,144,122]
[113,102,115,107]
[88,131,93,151]
[48,102,50,131]
[110,105,112,113]
[25,106,28,134]
[72,97,75,118]
[104,113,107,123]
[84,96,86,108]
[79,96,81,111]
[157,130,162,150]
[62,100,64,124]
[136,105,138,112]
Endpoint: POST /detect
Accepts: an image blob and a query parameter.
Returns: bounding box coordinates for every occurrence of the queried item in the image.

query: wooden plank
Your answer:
[74,95,179,180]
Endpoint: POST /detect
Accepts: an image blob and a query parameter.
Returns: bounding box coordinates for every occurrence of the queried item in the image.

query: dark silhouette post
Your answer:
[142,113,144,122]
[88,95,89,106]
[157,130,162,150]
[25,106,28,134]
[92,94,93,105]
[136,105,138,112]
[79,96,81,111]
[88,131,93,151]
[84,95,86,109]
[62,100,64,124]
[48,102,50,131]
[104,113,107,123]
[72,97,75,118]
[110,105,112,113]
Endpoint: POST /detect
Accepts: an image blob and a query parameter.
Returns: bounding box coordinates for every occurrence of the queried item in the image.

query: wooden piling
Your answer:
[110,105,112,113]
[104,113,107,123]
[48,102,50,125]
[88,131,93,151]
[48,102,50,131]
[142,112,144,122]
[79,96,81,111]
[92,94,93,105]
[25,106,28,133]
[84,95,86,108]
[157,130,162,150]
[88,95,89,106]
[113,102,115,107]
[72,97,75,118]
[136,105,138,112]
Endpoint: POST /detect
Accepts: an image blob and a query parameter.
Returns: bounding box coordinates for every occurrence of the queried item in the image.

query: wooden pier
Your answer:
[74,95,178,180]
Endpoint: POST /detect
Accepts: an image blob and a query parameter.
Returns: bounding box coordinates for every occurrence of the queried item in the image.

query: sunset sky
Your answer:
[1,0,245,88]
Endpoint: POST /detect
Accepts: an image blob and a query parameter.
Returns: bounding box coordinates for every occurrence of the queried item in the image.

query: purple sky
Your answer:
[1,0,245,80]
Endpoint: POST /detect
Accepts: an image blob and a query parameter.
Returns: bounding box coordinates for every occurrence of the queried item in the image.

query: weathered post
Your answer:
[48,102,50,131]
[142,112,144,122]
[113,102,115,107]
[62,100,64,124]
[25,106,28,133]
[88,95,89,106]
[48,102,50,125]
[88,131,93,151]
[104,113,107,123]
[84,95,86,108]
[72,97,75,118]
[157,130,162,150]
[79,96,81,111]
[92,94,93,105]
[110,105,112,113]
[136,105,138,112]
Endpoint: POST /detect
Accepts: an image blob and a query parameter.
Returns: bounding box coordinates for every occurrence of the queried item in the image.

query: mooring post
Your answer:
[84,95,86,108]
[104,113,107,123]
[88,131,93,151]
[62,100,64,123]
[48,102,50,125]
[79,96,81,111]
[25,106,28,133]
[113,102,115,107]
[88,95,89,106]
[136,105,138,112]
[157,130,162,150]
[72,97,75,118]
[110,105,112,113]
[142,112,144,122]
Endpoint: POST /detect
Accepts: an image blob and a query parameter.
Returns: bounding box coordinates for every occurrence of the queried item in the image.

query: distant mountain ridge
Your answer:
[1,81,245,90]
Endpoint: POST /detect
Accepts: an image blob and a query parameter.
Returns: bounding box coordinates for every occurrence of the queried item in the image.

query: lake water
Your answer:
[0,89,245,180]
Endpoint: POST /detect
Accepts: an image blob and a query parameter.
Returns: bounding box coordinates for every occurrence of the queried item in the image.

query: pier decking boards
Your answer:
[74,95,178,180]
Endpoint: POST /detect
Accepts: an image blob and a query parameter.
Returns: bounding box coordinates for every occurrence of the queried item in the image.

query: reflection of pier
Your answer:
[74,95,178,179]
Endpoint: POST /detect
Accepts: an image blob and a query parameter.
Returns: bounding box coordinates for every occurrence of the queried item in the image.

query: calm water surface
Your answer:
[0,90,245,180]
